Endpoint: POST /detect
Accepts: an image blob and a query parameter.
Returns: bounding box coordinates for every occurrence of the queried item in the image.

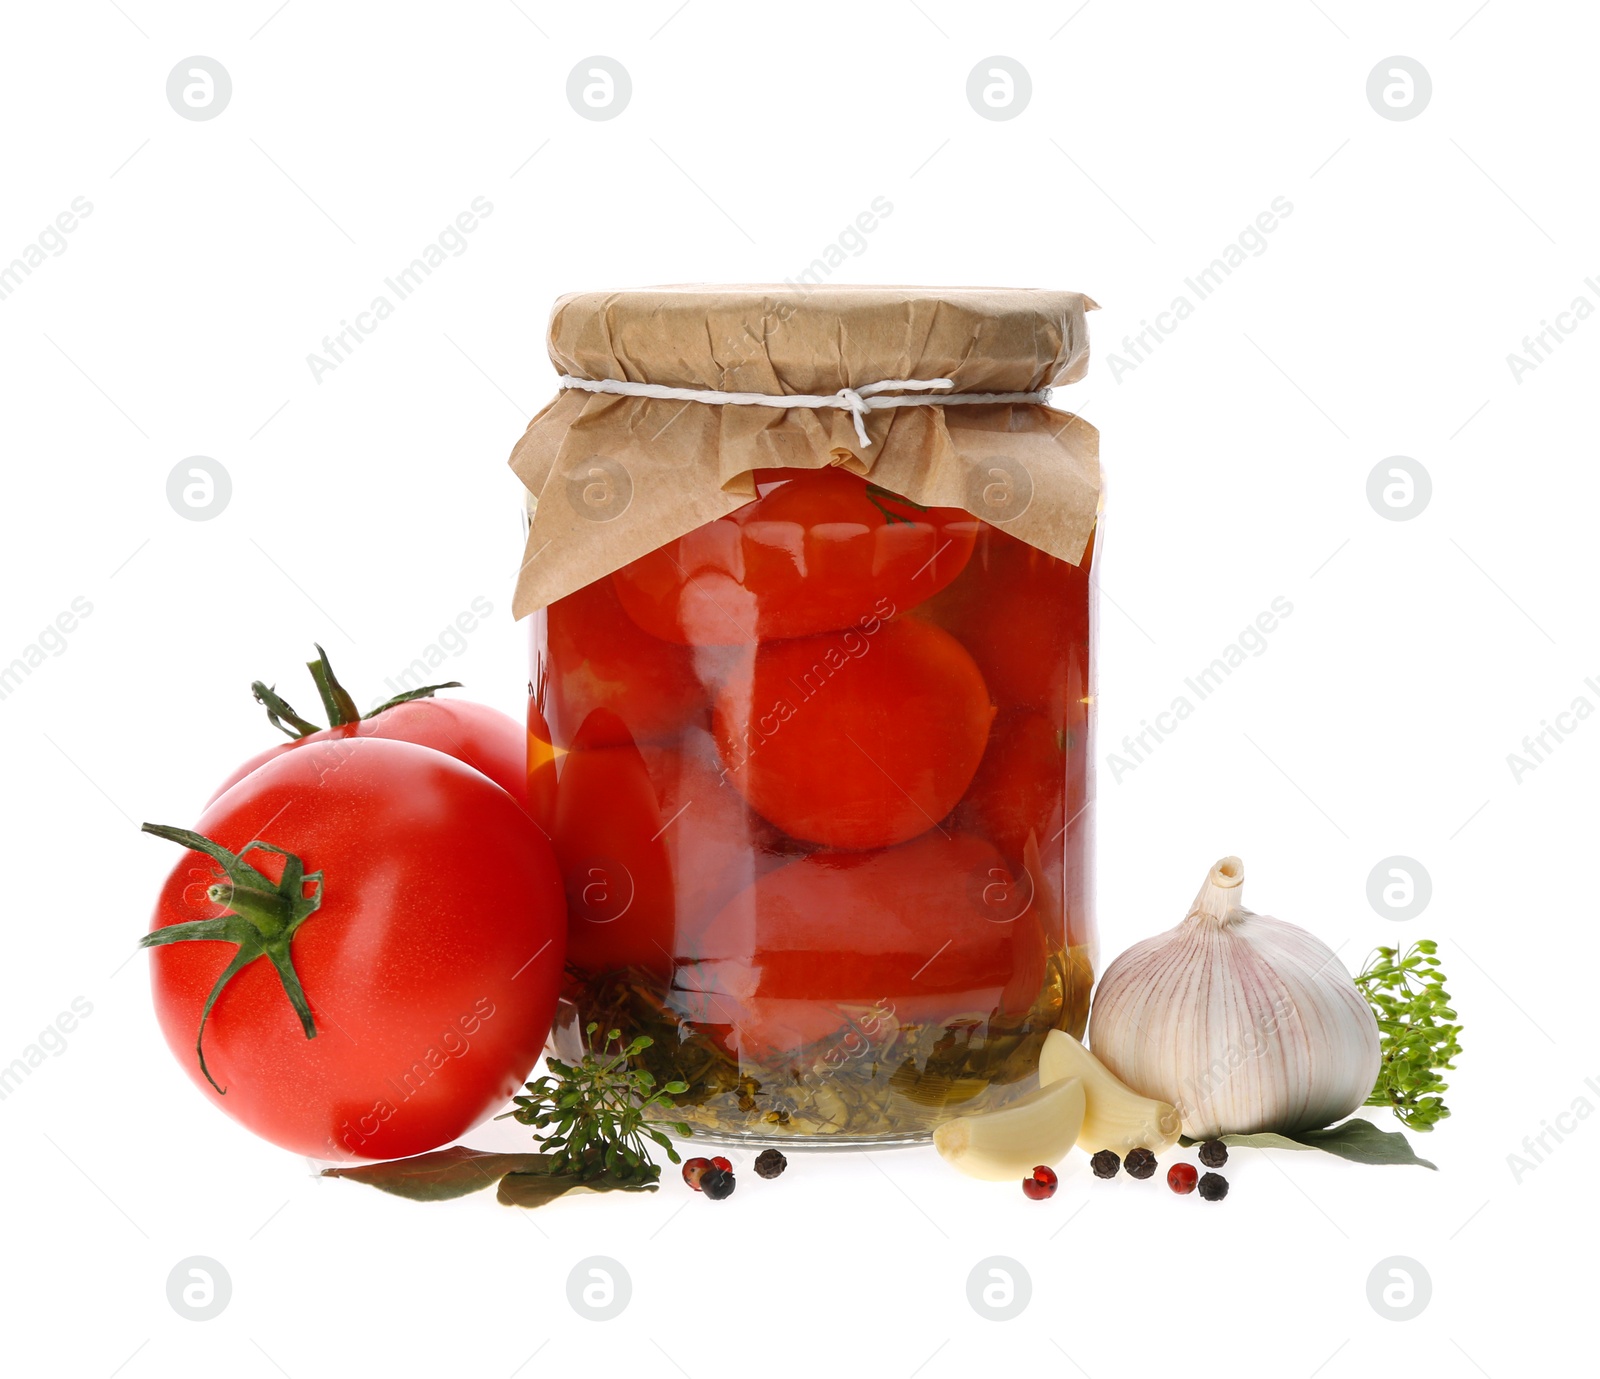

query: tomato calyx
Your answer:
[252,643,462,741]
[139,823,326,1096]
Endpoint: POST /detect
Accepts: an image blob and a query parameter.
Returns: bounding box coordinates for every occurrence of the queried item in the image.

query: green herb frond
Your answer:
[1356,940,1461,1133]
[503,1023,692,1185]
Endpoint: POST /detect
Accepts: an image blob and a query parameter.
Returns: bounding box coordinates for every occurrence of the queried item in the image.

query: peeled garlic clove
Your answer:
[933,1076,1086,1181]
[1088,856,1381,1140]
[1038,1029,1181,1153]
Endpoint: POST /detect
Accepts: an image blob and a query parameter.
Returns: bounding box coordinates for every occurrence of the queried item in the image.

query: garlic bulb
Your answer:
[1087,857,1380,1139]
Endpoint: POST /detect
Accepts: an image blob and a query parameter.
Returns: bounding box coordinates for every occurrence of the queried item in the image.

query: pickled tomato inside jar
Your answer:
[535,571,707,749]
[610,467,980,645]
[711,613,995,852]
[550,715,800,982]
[920,523,1094,717]
[922,523,1097,963]
[674,830,1047,1063]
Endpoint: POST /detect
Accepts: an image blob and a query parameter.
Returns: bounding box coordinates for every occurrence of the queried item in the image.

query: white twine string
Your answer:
[557,374,1051,448]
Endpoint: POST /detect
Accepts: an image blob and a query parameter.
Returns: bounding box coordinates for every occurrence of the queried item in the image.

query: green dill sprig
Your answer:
[502,1024,692,1184]
[1356,940,1461,1133]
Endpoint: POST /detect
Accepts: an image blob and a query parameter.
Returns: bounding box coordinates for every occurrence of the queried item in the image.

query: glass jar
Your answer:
[510,285,1100,1144]
[529,471,1097,1141]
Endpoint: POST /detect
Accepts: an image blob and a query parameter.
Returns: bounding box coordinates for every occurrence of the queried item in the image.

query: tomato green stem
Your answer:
[140,823,325,1096]
[252,682,322,739]
[252,645,461,736]
[307,643,363,727]
[207,880,291,936]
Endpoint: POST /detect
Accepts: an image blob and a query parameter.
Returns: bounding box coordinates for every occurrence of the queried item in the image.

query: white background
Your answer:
[1,2,1593,1375]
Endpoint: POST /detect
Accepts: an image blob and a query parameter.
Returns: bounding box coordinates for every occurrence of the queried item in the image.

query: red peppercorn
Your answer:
[682,1156,712,1191]
[711,1155,733,1174]
[1021,1165,1058,1200]
[1167,1162,1198,1195]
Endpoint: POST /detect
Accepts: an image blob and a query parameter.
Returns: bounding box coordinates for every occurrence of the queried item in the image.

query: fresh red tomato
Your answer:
[920,523,1094,715]
[214,696,531,810]
[713,613,994,850]
[210,647,533,818]
[678,831,1038,1061]
[611,467,980,645]
[535,574,709,749]
[145,738,566,1161]
[550,711,677,981]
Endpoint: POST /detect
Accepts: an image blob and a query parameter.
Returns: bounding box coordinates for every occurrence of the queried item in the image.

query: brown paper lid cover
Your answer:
[509,284,1099,616]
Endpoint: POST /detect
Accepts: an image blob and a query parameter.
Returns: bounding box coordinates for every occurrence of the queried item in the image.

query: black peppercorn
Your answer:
[1090,1149,1121,1179]
[1123,1147,1157,1180]
[701,1168,736,1200]
[1197,1171,1229,1202]
[1198,1139,1228,1168]
[754,1148,787,1179]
